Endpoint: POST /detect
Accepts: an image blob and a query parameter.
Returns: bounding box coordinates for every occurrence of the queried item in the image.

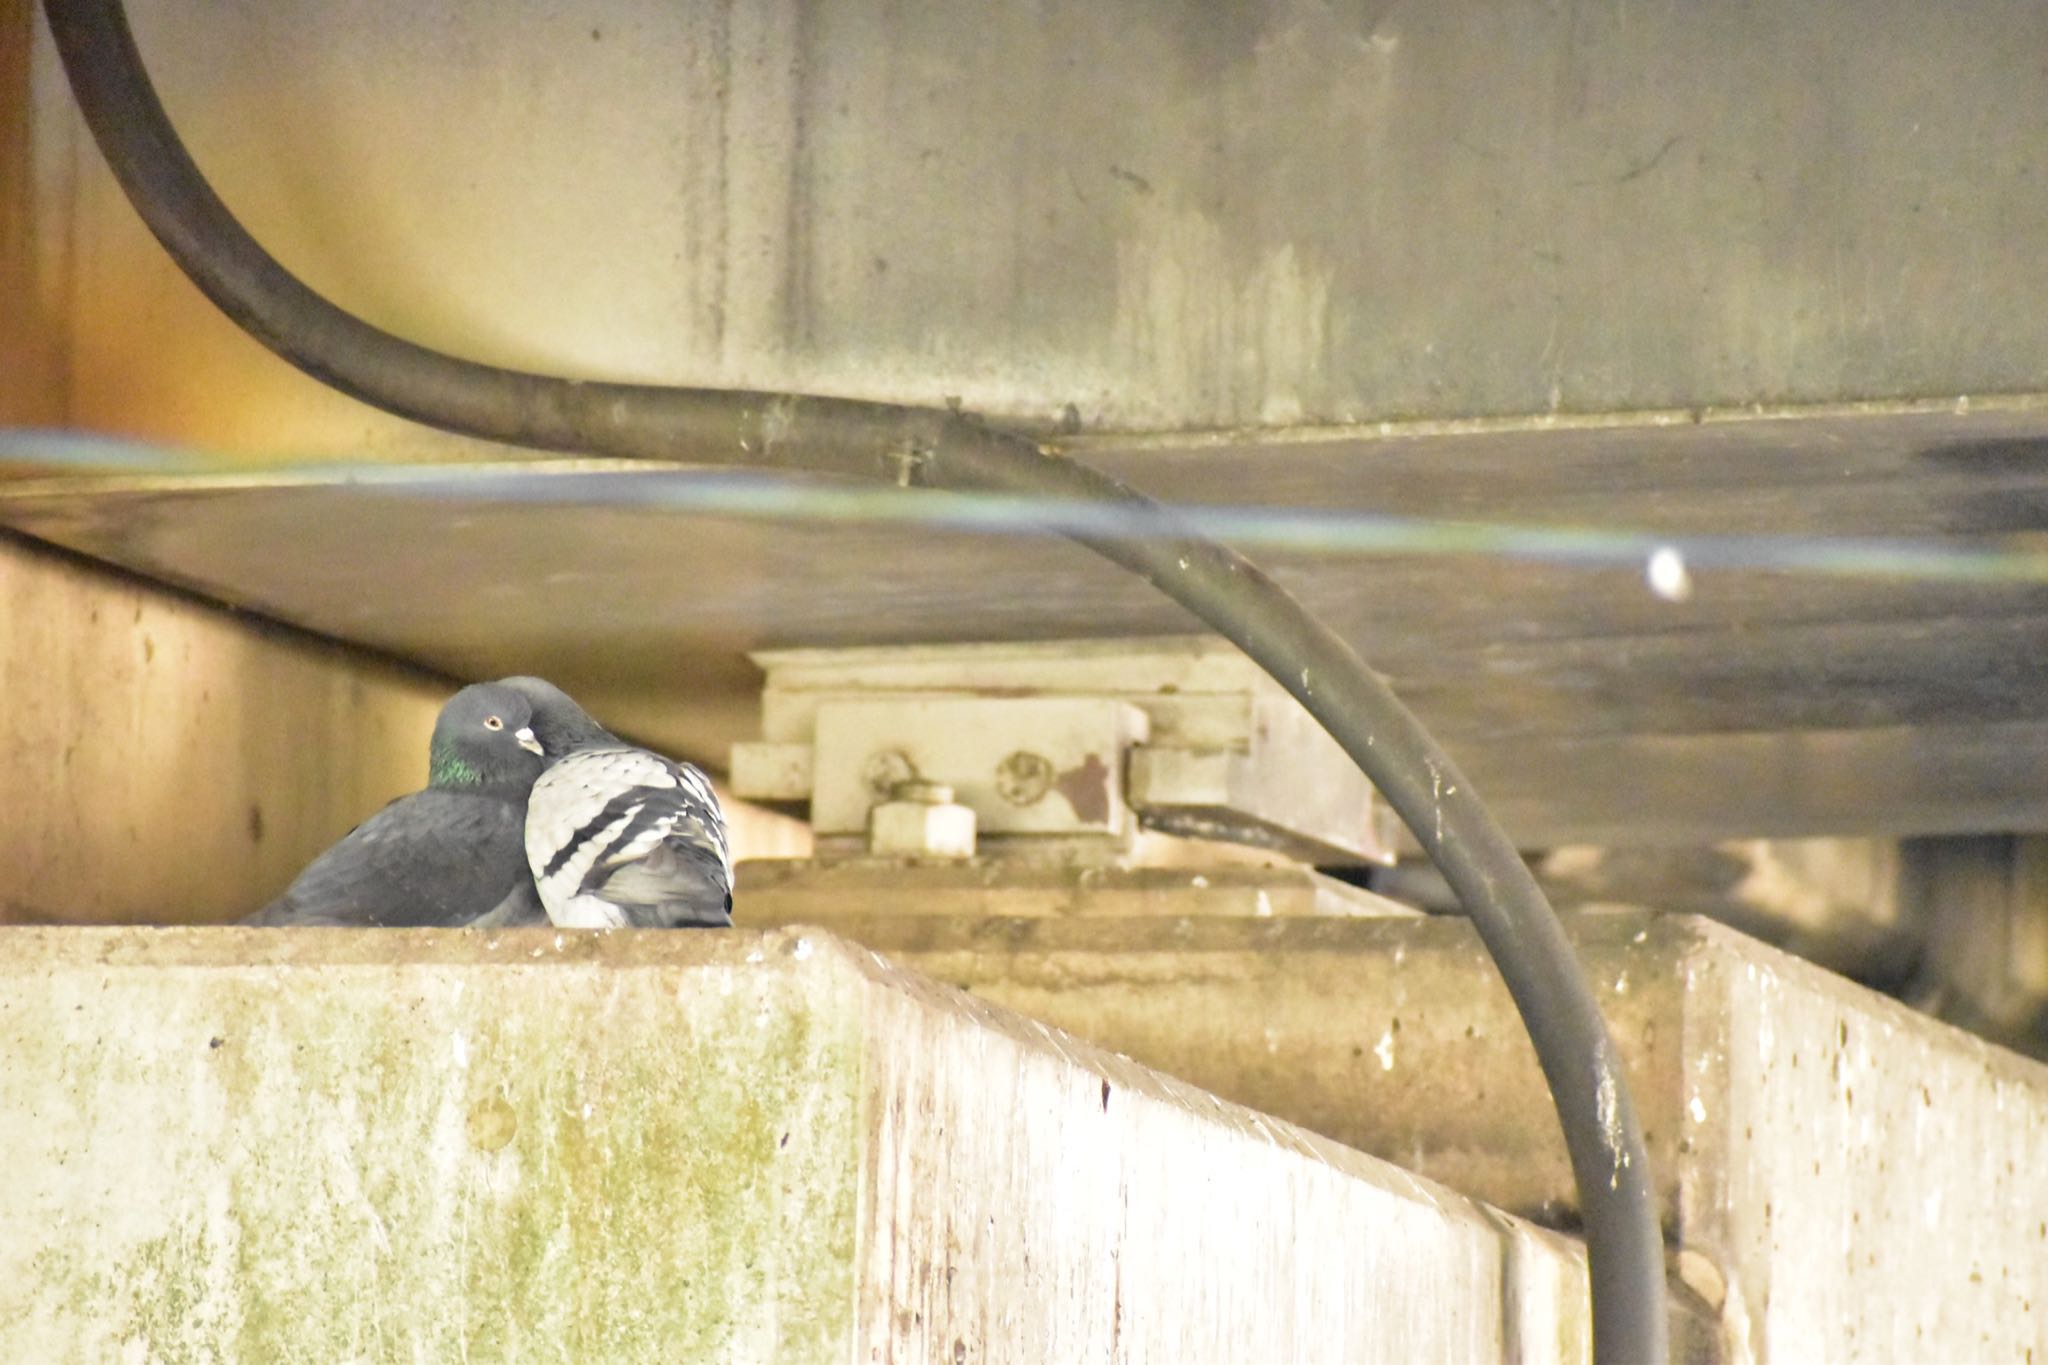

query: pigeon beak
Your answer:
[515,726,544,757]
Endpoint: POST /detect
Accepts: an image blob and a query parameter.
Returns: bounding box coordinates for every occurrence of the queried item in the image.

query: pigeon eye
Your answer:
[483,715,504,731]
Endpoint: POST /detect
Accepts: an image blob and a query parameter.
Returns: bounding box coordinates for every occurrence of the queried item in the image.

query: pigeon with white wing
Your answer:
[497,676,733,929]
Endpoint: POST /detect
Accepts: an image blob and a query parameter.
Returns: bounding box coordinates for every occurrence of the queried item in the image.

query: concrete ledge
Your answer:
[770,909,2048,1360]
[737,858,1418,920]
[0,926,1586,1363]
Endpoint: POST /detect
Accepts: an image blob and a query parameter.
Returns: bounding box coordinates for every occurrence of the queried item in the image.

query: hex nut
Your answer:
[869,798,977,859]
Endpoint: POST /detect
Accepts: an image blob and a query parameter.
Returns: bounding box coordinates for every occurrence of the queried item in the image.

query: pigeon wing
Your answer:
[246,789,531,927]
[468,876,550,929]
[529,748,733,929]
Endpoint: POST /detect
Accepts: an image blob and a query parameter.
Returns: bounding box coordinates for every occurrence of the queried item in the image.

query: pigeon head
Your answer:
[496,676,617,759]
[428,683,546,789]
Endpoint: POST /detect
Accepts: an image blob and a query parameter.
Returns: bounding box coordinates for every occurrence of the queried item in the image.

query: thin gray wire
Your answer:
[8,427,2048,586]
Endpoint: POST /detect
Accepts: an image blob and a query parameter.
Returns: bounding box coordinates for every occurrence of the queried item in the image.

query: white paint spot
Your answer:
[1646,545,1694,601]
[1597,1065,1626,1188]
[450,1032,469,1069]
[582,1102,595,1121]
[1373,1030,1396,1071]
[792,937,814,961]
[554,934,566,950]
[1190,875,1210,889]
[1614,971,1630,995]
[763,393,798,448]
[1688,1095,1708,1125]
[1254,890,1274,918]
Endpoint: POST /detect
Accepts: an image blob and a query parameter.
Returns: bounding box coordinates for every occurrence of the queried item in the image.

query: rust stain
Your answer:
[1054,752,1113,825]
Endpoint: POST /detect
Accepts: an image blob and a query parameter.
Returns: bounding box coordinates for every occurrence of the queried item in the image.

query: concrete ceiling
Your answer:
[6,0,2048,847]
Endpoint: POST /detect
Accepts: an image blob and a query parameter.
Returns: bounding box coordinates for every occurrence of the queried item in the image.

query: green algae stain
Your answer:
[467,978,863,1361]
[114,1223,240,1364]
[17,954,865,1363]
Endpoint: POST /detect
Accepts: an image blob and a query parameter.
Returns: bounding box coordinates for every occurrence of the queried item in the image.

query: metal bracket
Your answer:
[731,637,1395,866]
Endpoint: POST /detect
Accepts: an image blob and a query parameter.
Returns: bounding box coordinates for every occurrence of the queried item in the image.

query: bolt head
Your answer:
[994,750,1055,805]
[862,748,916,797]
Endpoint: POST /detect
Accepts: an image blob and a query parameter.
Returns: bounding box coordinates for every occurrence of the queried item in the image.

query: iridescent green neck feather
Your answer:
[429,743,483,787]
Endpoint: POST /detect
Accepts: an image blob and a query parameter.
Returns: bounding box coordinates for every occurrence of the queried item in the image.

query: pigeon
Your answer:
[243,683,549,927]
[497,676,733,929]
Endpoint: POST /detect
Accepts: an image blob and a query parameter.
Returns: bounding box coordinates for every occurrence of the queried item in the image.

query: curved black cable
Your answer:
[41,2,1667,1356]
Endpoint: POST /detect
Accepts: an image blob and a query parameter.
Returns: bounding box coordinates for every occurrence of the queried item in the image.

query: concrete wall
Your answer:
[0,924,1590,1363]
[14,0,2048,445]
[1,530,445,923]
[0,531,810,924]
[745,898,2048,1362]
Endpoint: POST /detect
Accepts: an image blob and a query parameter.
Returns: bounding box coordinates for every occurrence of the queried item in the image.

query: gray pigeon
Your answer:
[497,676,733,929]
[243,683,548,927]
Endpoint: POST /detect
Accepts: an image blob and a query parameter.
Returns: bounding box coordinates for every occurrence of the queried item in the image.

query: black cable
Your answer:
[42,3,1668,1356]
